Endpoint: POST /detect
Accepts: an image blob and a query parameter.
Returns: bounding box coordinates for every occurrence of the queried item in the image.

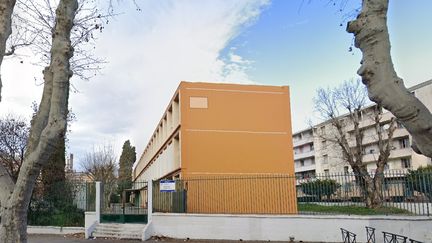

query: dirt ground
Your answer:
[28,234,313,243]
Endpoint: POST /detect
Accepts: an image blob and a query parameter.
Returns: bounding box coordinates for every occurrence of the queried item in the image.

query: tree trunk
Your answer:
[347,0,432,158]
[0,0,78,242]
[352,165,384,208]
[0,0,17,101]
[364,175,384,208]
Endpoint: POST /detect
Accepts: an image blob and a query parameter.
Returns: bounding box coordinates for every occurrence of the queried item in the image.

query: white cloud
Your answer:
[0,0,268,168]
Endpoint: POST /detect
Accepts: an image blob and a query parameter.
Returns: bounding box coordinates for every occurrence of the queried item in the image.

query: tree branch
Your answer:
[347,0,432,157]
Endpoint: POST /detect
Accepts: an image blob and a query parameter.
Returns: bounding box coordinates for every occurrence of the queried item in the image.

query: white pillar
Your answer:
[147,179,153,222]
[95,181,101,223]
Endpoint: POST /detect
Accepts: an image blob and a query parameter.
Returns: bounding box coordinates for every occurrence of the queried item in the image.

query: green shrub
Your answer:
[300,179,341,201]
[406,165,432,201]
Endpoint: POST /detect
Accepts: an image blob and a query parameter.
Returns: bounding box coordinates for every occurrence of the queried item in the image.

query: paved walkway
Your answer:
[28,235,308,243]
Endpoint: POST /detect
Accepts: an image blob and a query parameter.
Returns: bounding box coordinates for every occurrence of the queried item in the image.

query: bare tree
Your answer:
[0,0,17,101]
[347,0,432,158]
[6,0,109,80]
[0,113,29,182]
[314,79,396,208]
[81,144,118,208]
[0,0,78,241]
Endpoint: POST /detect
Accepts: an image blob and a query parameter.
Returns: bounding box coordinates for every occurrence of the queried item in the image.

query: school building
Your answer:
[133,81,297,214]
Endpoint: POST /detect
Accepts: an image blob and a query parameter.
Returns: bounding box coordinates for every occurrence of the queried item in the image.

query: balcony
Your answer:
[362,148,412,163]
[347,127,410,147]
[293,136,314,148]
[295,163,316,173]
[294,150,315,160]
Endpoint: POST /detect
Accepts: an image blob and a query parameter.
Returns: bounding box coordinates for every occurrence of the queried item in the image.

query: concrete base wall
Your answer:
[151,213,432,242]
[84,211,98,239]
[27,226,84,235]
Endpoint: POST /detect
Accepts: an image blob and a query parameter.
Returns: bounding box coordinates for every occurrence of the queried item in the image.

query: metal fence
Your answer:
[152,170,431,216]
[297,170,431,216]
[28,180,95,227]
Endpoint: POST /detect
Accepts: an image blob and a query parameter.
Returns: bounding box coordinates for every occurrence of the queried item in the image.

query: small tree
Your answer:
[314,79,396,208]
[0,114,29,181]
[81,144,117,207]
[406,165,432,201]
[301,179,341,201]
[118,140,136,194]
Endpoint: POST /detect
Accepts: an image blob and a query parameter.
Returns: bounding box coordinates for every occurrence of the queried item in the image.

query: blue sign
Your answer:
[160,180,176,192]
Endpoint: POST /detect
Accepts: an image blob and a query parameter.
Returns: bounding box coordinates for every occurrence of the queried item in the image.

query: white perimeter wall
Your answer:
[150,213,432,242]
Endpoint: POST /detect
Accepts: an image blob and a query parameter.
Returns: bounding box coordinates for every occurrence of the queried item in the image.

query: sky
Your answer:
[0,0,431,170]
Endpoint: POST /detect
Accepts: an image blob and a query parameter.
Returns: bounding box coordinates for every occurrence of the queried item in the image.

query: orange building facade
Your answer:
[133,81,297,214]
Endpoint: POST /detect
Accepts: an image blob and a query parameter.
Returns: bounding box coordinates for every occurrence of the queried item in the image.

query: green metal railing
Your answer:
[297,170,431,216]
[28,180,93,227]
[152,170,432,216]
[100,180,148,223]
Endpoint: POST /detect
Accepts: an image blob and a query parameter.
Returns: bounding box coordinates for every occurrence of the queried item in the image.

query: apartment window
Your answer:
[311,159,315,164]
[401,158,411,169]
[324,169,330,176]
[344,166,349,174]
[399,137,410,149]
[300,160,305,167]
[310,143,314,151]
[322,139,327,148]
[396,121,404,129]
[323,155,328,164]
[320,126,326,135]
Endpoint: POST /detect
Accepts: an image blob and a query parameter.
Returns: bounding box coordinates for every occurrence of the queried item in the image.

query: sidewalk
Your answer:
[28,235,308,243]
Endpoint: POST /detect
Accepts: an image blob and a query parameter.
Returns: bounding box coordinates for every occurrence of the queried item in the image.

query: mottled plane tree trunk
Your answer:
[0,0,17,101]
[347,0,432,158]
[0,0,78,242]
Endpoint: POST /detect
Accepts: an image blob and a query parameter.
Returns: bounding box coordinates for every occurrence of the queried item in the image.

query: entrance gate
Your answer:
[100,181,148,224]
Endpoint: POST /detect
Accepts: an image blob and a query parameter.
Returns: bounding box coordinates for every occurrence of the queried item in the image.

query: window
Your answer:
[324,169,330,176]
[385,164,390,170]
[320,126,326,135]
[401,158,411,169]
[323,155,328,164]
[369,149,375,154]
[344,166,349,174]
[300,160,305,167]
[396,121,404,129]
[311,159,315,164]
[310,143,314,151]
[399,137,410,149]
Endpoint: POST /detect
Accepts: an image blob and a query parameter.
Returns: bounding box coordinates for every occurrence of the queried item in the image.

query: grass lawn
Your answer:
[298,203,411,215]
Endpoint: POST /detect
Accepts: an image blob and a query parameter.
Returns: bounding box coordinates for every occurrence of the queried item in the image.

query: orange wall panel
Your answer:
[179,82,295,177]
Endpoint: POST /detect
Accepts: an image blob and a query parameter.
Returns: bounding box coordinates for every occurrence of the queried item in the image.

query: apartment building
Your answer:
[133,81,297,214]
[293,128,316,179]
[293,80,432,177]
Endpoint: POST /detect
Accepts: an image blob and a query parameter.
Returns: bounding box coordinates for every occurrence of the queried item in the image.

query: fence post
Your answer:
[96,181,101,223]
[147,179,153,222]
